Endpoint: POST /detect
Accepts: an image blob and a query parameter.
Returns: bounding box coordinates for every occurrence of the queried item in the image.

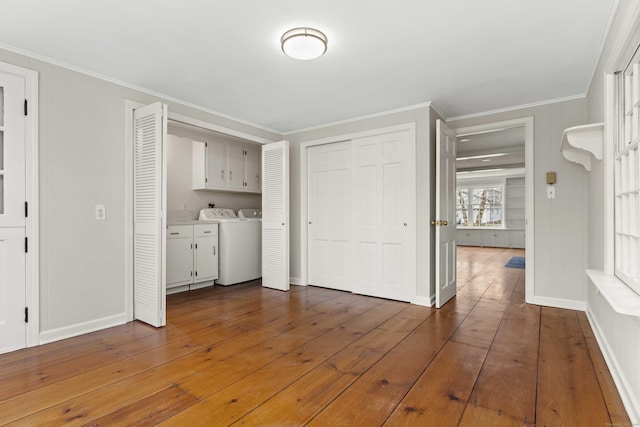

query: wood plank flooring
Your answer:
[0,247,630,426]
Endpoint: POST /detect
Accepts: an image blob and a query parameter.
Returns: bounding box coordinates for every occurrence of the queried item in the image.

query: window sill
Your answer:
[586,269,640,317]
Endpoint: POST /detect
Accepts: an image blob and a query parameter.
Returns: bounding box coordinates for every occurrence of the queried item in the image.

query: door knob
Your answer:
[404,223,407,226]
[431,220,436,225]
[442,220,448,226]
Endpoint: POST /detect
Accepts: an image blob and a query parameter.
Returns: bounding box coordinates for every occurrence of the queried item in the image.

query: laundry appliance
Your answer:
[198,208,261,285]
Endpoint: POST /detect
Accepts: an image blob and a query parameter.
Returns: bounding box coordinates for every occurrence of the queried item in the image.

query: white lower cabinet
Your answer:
[166,225,194,288]
[457,229,525,249]
[166,223,218,293]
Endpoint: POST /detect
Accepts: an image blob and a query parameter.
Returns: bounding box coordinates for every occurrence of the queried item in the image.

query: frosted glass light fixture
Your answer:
[281,27,327,60]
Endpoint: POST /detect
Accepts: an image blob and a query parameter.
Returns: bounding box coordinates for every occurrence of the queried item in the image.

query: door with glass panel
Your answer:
[0,71,27,353]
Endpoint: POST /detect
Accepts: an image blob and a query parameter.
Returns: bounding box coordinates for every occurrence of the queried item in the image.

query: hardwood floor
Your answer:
[0,247,630,426]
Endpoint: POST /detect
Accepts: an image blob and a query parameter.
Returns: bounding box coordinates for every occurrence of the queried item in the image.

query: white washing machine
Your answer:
[198,208,261,285]
[237,208,262,220]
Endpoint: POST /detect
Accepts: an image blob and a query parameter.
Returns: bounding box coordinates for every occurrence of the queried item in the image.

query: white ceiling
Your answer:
[0,0,617,133]
[457,126,525,171]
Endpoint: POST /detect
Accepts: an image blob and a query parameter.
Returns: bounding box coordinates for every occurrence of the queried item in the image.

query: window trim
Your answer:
[602,8,640,297]
[611,65,640,296]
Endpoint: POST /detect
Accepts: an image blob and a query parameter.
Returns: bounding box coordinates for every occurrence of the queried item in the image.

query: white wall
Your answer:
[0,46,281,339]
[286,105,434,303]
[585,0,640,421]
[166,127,262,218]
[450,99,589,307]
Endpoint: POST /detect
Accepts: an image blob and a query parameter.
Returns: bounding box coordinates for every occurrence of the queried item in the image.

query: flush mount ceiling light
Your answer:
[281,27,327,60]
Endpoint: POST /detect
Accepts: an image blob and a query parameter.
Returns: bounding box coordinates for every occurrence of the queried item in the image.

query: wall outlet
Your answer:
[547,185,556,199]
[95,204,106,221]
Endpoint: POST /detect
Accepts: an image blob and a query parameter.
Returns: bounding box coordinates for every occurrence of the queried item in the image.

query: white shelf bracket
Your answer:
[560,123,604,171]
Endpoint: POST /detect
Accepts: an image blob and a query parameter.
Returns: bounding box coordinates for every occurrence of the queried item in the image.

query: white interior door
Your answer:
[435,119,457,308]
[262,140,289,291]
[133,102,167,327]
[307,142,351,291]
[0,71,27,353]
[352,130,415,302]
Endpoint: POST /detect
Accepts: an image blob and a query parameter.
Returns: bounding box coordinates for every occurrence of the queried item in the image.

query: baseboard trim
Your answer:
[533,296,587,311]
[290,277,306,286]
[586,305,640,423]
[39,313,127,345]
[412,296,432,307]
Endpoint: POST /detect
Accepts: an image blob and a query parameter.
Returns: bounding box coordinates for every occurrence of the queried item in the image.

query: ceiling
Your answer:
[457,126,525,171]
[0,0,617,133]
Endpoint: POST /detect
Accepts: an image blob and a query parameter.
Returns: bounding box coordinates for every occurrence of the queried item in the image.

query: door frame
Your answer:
[124,101,274,320]
[454,117,535,304]
[299,123,417,300]
[0,60,39,347]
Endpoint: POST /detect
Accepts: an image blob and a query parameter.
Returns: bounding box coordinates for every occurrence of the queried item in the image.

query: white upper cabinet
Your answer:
[206,140,227,188]
[226,143,245,191]
[245,145,261,192]
[192,139,262,193]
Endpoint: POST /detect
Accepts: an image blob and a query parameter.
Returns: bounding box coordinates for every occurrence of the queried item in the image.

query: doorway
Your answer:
[454,118,534,304]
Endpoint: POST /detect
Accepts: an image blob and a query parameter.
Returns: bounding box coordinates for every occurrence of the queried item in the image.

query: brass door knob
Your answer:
[442,220,448,226]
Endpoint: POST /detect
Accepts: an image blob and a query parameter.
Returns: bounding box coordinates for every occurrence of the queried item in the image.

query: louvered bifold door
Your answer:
[262,140,290,291]
[133,102,167,327]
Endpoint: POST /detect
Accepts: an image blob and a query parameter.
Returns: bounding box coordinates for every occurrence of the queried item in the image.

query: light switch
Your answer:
[95,204,106,221]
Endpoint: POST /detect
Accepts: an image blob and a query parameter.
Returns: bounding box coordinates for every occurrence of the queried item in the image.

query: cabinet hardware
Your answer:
[221,170,224,180]
[404,223,407,226]
[431,220,436,225]
[442,220,448,226]
[230,171,233,180]
[213,246,216,256]
[203,230,211,234]
[170,232,179,235]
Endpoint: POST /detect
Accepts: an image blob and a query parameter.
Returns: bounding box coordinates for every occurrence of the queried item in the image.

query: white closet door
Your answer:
[435,119,457,308]
[262,140,289,291]
[0,71,27,353]
[352,130,415,302]
[0,72,25,228]
[133,102,167,327]
[308,142,351,291]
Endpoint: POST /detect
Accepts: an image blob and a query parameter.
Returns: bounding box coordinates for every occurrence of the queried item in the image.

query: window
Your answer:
[614,48,640,296]
[456,185,503,227]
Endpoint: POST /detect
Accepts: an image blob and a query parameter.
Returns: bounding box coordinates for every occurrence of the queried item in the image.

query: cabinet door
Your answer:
[494,230,510,247]
[166,237,193,288]
[192,141,207,189]
[245,146,261,192]
[510,230,526,248]
[206,140,227,189]
[227,143,245,190]
[195,235,218,282]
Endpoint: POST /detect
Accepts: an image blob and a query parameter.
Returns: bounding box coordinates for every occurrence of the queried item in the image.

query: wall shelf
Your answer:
[561,123,604,171]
